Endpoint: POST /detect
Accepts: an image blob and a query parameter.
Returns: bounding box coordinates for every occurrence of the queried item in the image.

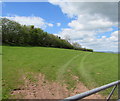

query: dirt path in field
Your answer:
[11,53,104,99]
[11,73,103,99]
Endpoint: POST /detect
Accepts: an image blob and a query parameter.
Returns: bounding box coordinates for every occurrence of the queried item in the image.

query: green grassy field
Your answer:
[2,46,118,99]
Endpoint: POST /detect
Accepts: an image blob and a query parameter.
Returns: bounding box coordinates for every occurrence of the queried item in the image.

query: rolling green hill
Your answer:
[2,46,118,99]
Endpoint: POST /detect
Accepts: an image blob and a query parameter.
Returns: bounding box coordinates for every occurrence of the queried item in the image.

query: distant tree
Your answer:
[64,35,71,43]
[72,42,82,48]
[30,25,34,29]
[2,18,22,45]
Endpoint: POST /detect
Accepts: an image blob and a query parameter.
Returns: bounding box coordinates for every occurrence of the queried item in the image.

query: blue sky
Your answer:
[2,2,118,52]
[96,26,118,39]
[3,2,73,34]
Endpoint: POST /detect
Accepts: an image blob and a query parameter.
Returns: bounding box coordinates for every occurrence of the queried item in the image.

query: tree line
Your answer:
[1,18,93,52]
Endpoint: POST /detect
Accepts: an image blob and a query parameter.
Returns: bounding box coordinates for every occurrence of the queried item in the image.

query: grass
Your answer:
[2,46,118,99]
[0,46,2,100]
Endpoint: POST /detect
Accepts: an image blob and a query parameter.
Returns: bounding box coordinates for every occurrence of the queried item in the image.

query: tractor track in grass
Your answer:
[77,52,98,88]
[56,52,103,99]
[56,54,80,97]
[57,54,80,82]
[78,53,94,83]
[57,53,91,82]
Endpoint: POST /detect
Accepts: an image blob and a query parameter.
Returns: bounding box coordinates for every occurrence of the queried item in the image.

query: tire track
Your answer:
[57,54,80,82]
[56,54,80,97]
[77,52,96,87]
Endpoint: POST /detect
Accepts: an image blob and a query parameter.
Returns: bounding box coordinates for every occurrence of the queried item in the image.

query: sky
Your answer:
[2,1,119,52]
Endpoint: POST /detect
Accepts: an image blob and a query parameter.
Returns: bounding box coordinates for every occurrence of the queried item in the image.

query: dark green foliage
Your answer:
[2,18,93,52]
[74,47,93,52]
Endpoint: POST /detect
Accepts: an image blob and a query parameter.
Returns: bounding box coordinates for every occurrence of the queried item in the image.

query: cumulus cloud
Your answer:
[56,23,61,27]
[5,15,54,29]
[47,23,54,27]
[49,1,118,52]
[49,1,118,22]
[60,28,96,40]
[72,31,118,52]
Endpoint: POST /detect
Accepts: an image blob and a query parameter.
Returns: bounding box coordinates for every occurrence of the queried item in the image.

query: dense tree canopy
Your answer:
[1,18,93,52]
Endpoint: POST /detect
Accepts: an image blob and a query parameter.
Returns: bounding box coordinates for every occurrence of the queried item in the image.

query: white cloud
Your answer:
[49,2,118,22]
[68,20,84,30]
[60,28,96,40]
[5,15,53,29]
[47,23,53,27]
[49,2,118,52]
[56,23,61,27]
[67,14,116,31]
[109,31,118,42]
[72,31,119,52]
[58,26,118,52]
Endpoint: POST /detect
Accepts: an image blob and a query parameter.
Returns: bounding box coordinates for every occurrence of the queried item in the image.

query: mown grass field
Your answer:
[2,46,118,99]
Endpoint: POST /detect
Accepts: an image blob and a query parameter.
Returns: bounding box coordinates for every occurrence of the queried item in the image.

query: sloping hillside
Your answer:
[2,46,118,99]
